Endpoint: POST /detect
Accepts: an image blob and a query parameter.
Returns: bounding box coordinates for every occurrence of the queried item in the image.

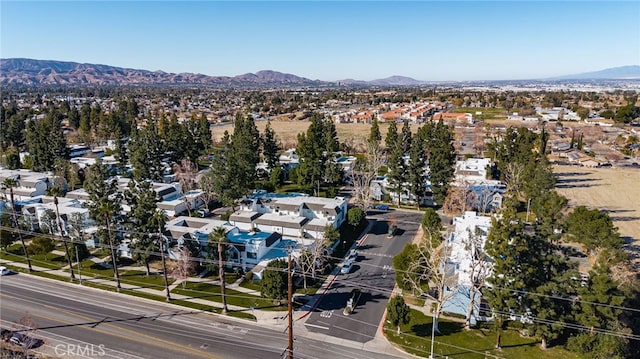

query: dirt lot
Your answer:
[211,120,418,151]
[554,165,640,265]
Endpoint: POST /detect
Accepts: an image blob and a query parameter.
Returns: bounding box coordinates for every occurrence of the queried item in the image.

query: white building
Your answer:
[442,211,493,323]
[229,192,347,242]
[0,169,50,201]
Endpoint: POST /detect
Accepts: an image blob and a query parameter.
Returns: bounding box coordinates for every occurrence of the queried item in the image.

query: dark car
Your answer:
[9,332,39,349]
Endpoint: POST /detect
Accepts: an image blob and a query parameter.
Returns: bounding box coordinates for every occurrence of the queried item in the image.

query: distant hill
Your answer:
[548,65,640,80]
[338,75,426,86]
[0,58,327,87]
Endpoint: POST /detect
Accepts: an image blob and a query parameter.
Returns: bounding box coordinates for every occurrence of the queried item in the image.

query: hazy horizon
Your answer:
[1,1,638,82]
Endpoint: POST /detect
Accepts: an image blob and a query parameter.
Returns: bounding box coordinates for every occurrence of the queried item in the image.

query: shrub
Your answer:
[28,237,56,255]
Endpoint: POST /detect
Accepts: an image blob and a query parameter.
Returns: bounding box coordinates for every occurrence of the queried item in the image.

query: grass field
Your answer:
[385,309,579,359]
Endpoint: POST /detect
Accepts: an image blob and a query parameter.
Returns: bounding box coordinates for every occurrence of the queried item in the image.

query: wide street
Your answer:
[304,209,422,343]
[0,274,406,359]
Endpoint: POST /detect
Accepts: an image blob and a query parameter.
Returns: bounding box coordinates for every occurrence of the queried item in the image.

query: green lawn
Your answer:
[385,309,580,359]
[172,281,290,311]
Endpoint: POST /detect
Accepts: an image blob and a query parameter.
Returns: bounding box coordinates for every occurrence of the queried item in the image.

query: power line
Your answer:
[4,222,640,317]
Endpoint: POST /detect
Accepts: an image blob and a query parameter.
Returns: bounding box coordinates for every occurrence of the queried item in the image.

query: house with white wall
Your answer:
[441,211,493,324]
[0,168,50,202]
[229,192,347,242]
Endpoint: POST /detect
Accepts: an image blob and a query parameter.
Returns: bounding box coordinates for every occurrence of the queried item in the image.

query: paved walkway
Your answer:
[0,229,407,357]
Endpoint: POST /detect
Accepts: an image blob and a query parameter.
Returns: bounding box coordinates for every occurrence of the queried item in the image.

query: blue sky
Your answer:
[1,1,639,81]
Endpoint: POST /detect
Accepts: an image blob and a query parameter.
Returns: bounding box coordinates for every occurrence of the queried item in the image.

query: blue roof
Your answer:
[260,239,300,262]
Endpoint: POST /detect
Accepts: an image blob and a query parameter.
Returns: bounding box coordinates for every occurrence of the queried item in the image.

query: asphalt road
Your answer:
[0,274,404,359]
[304,209,422,343]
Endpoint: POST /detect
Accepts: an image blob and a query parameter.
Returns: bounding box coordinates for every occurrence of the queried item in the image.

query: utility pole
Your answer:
[160,235,171,302]
[287,251,294,359]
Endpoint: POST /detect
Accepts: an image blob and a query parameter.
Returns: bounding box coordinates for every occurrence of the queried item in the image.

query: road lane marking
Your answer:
[1,293,220,359]
[304,323,330,330]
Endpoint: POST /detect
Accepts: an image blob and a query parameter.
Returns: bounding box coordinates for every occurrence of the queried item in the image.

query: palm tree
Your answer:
[47,186,75,281]
[150,209,170,302]
[208,226,228,313]
[2,178,32,272]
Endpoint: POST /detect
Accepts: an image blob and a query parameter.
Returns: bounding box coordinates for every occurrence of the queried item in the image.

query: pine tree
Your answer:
[128,119,164,181]
[261,120,279,170]
[385,121,398,152]
[407,135,425,209]
[124,179,160,276]
[84,159,123,290]
[368,117,382,151]
[401,119,412,154]
[428,120,456,204]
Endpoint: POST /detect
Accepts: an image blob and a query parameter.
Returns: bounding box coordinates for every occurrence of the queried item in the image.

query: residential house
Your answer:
[0,168,50,202]
[229,191,347,242]
[441,211,493,324]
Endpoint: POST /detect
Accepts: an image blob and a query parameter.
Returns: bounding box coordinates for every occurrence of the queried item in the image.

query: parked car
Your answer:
[375,204,389,211]
[341,261,353,274]
[9,332,38,348]
[345,249,358,263]
[0,266,10,276]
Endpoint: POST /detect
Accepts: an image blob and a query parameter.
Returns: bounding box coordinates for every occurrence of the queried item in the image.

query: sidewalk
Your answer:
[0,217,407,357]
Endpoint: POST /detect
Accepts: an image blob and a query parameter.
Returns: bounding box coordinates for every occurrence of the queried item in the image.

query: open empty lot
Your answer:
[554,165,640,265]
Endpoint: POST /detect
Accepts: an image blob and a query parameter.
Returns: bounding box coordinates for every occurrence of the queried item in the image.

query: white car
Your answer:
[341,261,353,274]
[345,249,358,263]
[0,266,10,276]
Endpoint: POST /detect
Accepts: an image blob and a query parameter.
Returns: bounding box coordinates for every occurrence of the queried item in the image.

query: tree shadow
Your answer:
[411,320,463,337]
[610,216,640,222]
[555,172,593,177]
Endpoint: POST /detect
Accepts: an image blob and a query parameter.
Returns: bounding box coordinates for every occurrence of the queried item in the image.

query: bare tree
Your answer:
[406,230,456,334]
[351,140,386,210]
[169,246,196,289]
[173,159,199,216]
[10,311,39,356]
[296,235,329,291]
[442,185,474,216]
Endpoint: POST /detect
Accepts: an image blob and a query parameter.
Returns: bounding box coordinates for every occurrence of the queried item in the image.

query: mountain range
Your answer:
[1,58,639,87]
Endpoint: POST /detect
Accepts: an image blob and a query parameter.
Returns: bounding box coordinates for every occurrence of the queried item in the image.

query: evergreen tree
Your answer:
[261,120,279,169]
[261,259,288,303]
[124,179,160,276]
[407,134,425,209]
[428,120,456,204]
[84,159,123,290]
[296,113,341,193]
[368,118,382,151]
[401,119,412,154]
[128,119,164,181]
[385,121,398,151]
[387,295,411,334]
[386,139,406,206]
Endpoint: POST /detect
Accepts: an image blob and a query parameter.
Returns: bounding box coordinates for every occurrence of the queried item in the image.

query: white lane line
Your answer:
[304,323,330,330]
